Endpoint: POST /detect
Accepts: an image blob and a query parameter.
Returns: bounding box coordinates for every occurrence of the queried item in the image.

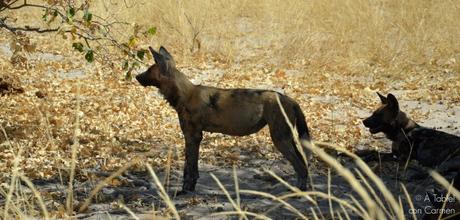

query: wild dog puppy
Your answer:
[361,92,460,176]
[136,46,312,193]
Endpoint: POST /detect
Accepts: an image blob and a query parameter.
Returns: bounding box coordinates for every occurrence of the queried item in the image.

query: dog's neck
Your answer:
[402,118,419,133]
[387,111,419,140]
[398,111,419,133]
[159,69,195,109]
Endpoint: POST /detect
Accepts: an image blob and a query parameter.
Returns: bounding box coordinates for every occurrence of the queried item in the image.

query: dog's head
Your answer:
[136,46,176,87]
[362,92,400,134]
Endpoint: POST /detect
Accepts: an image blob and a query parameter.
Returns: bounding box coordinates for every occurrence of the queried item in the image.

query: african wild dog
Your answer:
[361,92,460,177]
[136,46,312,193]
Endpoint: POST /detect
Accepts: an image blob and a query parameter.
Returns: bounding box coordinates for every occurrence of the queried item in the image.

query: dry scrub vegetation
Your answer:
[1,0,460,219]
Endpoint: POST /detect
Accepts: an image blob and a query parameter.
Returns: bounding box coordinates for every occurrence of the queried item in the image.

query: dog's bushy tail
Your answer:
[293,104,311,142]
[292,103,312,170]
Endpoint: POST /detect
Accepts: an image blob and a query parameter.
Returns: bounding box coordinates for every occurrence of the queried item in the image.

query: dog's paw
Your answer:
[176,190,190,196]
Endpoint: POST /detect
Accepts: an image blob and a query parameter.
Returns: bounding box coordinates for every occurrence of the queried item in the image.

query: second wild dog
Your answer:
[136,46,312,193]
[361,92,460,177]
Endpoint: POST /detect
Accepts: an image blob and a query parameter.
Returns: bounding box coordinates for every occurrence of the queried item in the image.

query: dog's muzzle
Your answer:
[363,118,381,134]
[135,74,148,87]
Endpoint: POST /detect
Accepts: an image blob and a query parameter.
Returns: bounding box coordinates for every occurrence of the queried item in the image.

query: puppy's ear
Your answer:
[387,93,399,114]
[377,92,387,104]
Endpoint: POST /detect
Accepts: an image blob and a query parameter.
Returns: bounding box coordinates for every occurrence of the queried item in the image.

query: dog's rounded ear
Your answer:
[387,93,399,112]
[377,92,387,104]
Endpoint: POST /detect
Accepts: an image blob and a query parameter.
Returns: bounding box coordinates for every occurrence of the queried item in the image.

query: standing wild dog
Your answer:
[136,46,312,193]
[361,92,460,176]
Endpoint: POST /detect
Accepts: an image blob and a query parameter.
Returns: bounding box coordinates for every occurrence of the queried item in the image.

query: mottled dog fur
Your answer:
[136,46,312,193]
[361,93,460,176]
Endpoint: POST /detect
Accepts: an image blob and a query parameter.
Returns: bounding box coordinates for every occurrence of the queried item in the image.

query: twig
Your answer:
[0,20,59,33]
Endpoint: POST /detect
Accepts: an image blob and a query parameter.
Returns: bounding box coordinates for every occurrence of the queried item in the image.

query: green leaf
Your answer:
[122,60,129,70]
[125,70,133,81]
[66,7,75,18]
[127,37,138,48]
[42,9,49,21]
[66,7,75,23]
[146,27,157,36]
[83,9,92,23]
[72,42,84,52]
[136,50,147,60]
[85,50,94,63]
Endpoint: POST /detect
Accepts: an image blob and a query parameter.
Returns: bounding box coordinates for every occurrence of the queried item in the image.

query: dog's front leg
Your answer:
[179,118,203,193]
[182,131,203,192]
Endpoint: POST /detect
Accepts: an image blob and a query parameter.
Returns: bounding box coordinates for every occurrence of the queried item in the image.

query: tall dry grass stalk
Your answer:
[210,173,248,220]
[18,175,49,220]
[66,81,81,217]
[240,189,309,219]
[1,124,22,219]
[119,202,140,220]
[400,184,417,220]
[430,171,460,200]
[146,164,180,220]
[78,159,139,213]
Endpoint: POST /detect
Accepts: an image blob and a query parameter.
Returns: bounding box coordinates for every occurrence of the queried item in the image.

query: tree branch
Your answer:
[1,0,148,67]
[1,0,65,18]
[0,19,59,33]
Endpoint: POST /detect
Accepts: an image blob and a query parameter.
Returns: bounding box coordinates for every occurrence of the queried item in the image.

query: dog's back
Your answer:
[405,128,460,169]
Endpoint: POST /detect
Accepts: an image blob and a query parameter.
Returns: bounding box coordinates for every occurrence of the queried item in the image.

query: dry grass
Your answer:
[114,0,460,71]
[1,0,460,219]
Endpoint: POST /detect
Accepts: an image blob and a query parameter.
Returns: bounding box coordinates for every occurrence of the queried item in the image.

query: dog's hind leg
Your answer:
[264,96,309,190]
[267,121,308,190]
[273,138,308,190]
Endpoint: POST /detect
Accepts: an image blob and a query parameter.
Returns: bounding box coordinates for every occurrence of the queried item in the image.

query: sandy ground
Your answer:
[29,152,458,219]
